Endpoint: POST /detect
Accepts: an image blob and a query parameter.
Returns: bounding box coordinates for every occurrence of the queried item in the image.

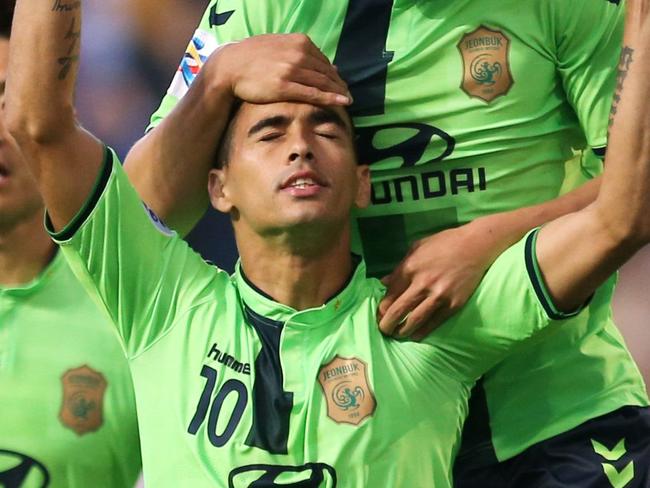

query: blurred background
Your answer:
[77,0,649,386]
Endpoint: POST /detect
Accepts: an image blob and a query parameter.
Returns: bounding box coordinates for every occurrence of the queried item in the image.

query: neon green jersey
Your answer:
[148,0,649,461]
[50,149,578,486]
[150,0,618,275]
[0,251,141,487]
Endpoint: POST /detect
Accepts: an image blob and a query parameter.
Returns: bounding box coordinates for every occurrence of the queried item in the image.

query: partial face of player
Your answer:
[209,101,370,237]
[0,38,44,231]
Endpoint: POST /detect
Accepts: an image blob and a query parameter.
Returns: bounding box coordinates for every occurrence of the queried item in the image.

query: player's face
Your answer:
[0,38,44,231]
[209,102,370,236]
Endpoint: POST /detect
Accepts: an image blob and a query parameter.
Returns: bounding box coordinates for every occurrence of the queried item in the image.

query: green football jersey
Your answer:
[148,0,649,461]
[0,251,141,487]
[50,149,577,486]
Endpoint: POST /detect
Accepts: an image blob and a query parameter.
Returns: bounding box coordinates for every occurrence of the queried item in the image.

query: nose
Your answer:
[287,132,314,164]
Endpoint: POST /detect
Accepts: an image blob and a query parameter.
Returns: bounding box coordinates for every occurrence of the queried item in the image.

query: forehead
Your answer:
[236,101,352,133]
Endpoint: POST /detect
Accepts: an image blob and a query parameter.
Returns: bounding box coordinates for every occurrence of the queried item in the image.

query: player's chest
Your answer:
[138,308,464,485]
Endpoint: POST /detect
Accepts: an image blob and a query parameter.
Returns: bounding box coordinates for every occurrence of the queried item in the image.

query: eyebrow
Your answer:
[246,108,351,138]
[307,108,349,133]
[247,115,291,137]
[0,80,5,96]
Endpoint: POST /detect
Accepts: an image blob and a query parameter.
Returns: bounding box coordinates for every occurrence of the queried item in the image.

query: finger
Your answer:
[410,307,457,341]
[297,44,350,96]
[379,287,426,336]
[290,68,350,99]
[377,272,410,322]
[303,41,347,83]
[281,82,351,106]
[395,295,446,338]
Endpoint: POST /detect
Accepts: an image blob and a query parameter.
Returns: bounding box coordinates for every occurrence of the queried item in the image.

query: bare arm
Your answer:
[379,175,600,338]
[5,0,103,230]
[536,0,650,311]
[125,34,351,236]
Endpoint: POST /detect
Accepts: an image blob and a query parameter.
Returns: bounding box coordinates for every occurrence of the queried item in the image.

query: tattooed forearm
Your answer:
[51,0,80,13]
[609,46,635,128]
[57,17,80,80]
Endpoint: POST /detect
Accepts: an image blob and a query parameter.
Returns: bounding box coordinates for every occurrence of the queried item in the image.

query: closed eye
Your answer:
[315,131,338,139]
[259,132,284,142]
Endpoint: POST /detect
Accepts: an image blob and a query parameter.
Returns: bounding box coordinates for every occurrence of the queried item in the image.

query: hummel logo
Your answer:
[591,438,634,488]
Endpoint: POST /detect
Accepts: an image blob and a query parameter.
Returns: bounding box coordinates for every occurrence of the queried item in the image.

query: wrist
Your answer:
[202,43,238,112]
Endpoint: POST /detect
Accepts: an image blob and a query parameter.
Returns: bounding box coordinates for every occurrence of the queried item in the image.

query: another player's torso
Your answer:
[0,254,141,488]
[194,0,607,276]
[130,267,471,487]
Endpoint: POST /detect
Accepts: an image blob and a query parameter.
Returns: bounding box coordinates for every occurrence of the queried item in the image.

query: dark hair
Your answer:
[213,101,359,169]
[0,0,15,39]
[213,99,244,169]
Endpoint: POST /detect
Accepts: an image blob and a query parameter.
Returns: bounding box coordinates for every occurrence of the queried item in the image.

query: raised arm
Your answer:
[125,34,351,236]
[536,0,650,310]
[5,0,103,230]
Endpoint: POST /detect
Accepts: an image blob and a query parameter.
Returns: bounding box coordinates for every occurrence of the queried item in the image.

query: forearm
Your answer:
[6,0,80,144]
[466,176,600,262]
[597,4,650,244]
[6,0,104,229]
[536,2,650,311]
[125,65,234,235]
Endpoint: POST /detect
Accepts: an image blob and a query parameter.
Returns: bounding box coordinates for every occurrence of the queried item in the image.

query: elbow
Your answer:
[5,102,77,148]
[598,204,650,251]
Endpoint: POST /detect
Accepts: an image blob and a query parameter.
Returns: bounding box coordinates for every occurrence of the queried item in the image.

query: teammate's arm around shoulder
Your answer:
[5,0,103,231]
[536,0,650,311]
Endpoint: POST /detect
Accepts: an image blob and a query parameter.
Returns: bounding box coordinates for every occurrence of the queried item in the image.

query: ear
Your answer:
[354,165,371,209]
[208,168,233,214]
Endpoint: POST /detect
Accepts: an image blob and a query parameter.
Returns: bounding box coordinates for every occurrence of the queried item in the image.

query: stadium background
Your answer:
[77,0,649,383]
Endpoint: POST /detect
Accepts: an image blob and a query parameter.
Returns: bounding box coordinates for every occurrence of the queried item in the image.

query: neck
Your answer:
[0,210,56,287]
[237,224,354,310]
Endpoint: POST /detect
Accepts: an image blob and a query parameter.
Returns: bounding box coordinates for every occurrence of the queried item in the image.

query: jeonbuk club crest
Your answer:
[318,356,376,425]
[458,26,513,102]
[59,365,107,435]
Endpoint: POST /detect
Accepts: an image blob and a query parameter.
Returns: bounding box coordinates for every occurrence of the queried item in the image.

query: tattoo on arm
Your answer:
[51,0,80,13]
[57,17,81,80]
[609,46,635,128]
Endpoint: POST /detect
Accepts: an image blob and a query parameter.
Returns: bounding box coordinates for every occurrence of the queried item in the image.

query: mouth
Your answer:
[279,171,328,196]
[0,161,10,184]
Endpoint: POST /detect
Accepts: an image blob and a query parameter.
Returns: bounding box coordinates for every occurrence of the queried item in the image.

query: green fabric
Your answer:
[0,251,141,487]
[148,0,649,461]
[51,152,571,487]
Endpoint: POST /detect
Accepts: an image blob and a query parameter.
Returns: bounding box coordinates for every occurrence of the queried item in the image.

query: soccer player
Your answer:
[125,1,650,485]
[0,7,141,487]
[6,0,650,486]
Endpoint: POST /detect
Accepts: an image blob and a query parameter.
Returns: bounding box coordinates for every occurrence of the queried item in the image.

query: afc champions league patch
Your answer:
[142,202,175,236]
[168,28,219,99]
[318,356,376,426]
[458,25,513,103]
[59,365,107,436]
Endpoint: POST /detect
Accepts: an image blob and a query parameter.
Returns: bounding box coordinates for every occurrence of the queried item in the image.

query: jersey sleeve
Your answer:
[147,0,298,131]
[47,147,229,357]
[553,0,625,154]
[422,229,586,382]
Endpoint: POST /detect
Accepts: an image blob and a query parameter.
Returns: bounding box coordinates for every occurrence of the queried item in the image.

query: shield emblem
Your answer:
[59,365,107,435]
[318,356,376,426]
[458,26,513,102]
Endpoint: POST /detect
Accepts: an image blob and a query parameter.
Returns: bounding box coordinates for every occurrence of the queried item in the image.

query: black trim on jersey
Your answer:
[47,146,113,242]
[244,305,294,454]
[524,231,589,320]
[592,146,607,159]
[524,230,559,319]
